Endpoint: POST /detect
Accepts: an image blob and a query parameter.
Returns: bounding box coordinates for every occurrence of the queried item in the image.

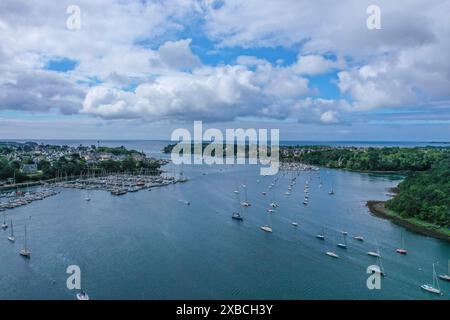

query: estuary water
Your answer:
[0,140,449,299]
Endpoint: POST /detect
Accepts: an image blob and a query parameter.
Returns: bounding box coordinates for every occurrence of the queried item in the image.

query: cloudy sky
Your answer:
[0,0,449,140]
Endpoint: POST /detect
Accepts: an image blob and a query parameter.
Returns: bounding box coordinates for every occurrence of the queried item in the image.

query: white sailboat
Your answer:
[240,184,251,207]
[316,227,325,240]
[76,290,90,300]
[337,233,347,249]
[326,236,340,258]
[368,241,381,257]
[1,213,8,229]
[438,261,450,281]
[326,251,339,258]
[8,219,15,242]
[19,225,31,258]
[232,191,244,221]
[421,263,442,295]
[261,208,273,233]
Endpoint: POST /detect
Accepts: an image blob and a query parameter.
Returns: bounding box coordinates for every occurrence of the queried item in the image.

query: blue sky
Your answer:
[0,0,449,141]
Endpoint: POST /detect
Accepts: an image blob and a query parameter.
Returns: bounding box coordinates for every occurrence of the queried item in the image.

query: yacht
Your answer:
[353,235,364,241]
[396,232,407,255]
[438,262,450,281]
[316,227,325,240]
[326,251,339,258]
[19,225,31,258]
[76,290,90,300]
[7,219,15,242]
[421,264,442,295]
[231,212,244,221]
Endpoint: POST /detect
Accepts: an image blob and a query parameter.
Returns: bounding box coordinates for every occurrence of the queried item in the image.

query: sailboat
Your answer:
[292,209,299,227]
[240,184,251,207]
[260,208,273,233]
[337,233,347,249]
[7,219,15,242]
[316,227,325,240]
[85,189,91,201]
[19,225,31,258]
[77,290,90,300]
[1,213,7,229]
[438,262,450,281]
[232,192,244,221]
[368,241,381,257]
[326,238,339,258]
[396,232,407,255]
[421,263,442,295]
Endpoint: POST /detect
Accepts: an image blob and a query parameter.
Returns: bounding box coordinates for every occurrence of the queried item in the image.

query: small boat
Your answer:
[240,184,251,207]
[341,231,348,236]
[269,202,278,208]
[438,274,450,281]
[85,197,91,201]
[302,201,308,206]
[291,222,298,227]
[368,241,381,257]
[438,263,450,281]
[260,225,273,233]
[261,192,267,196]
[267,208,275,213]
[328,188,335,195]
[19,225,31,258]
[421,264,442,295]
[326,251,339,258]
[232,191,244,221]
[337,233,347,249]
[7,219,15,242]
[232,212,244,221]
[354,235,364,241]
[76,290,90,300]
[396,232,407,255]
[316,227,325,240]
[1,213,7,229]
[368,251,381,258]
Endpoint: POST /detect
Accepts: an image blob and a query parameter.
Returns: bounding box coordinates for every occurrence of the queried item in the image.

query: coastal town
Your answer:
[0,141,166,187]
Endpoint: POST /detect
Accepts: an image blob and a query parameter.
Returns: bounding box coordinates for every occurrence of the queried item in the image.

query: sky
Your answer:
[0,0,449,141]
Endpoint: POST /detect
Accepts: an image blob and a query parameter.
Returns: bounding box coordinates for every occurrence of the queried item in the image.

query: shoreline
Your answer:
[366,200,450,242]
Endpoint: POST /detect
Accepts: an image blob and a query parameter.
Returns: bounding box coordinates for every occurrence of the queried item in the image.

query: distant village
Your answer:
[0,142,161,186]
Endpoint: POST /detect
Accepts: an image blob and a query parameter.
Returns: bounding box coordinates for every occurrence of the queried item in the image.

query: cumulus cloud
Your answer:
[1,0,449,127]
[292,55,345,76]
[81,60,313,121]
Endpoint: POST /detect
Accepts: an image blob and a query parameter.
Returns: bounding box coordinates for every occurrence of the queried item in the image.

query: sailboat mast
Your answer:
[24,225,27,251]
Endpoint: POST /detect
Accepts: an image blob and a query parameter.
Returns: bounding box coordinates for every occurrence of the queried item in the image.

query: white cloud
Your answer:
[1,0,449,128]
[81,59,313,122]
[292,55,345,75]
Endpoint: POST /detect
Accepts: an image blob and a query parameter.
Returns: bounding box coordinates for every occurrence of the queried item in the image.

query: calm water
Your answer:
[0,141,449,299]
